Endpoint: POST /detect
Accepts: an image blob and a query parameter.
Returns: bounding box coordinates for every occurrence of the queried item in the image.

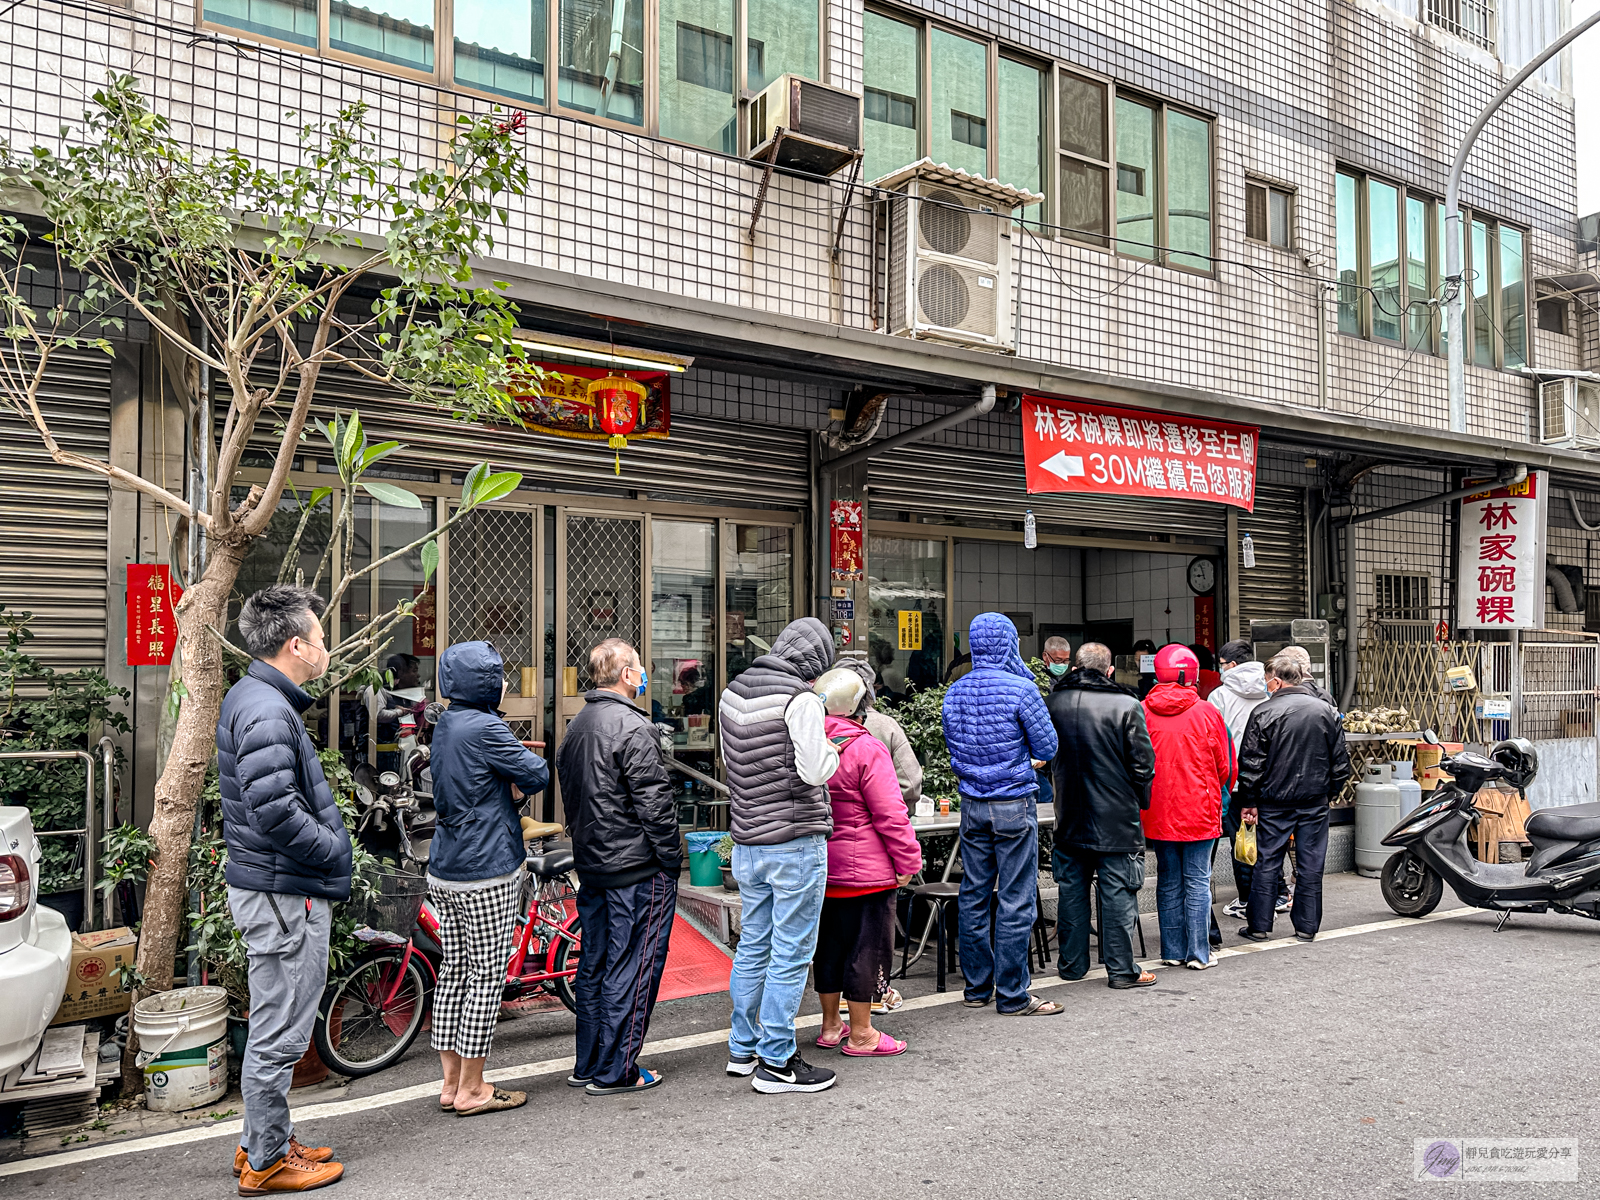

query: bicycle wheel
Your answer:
[314,948,431,1078]
[548,913,582,1014]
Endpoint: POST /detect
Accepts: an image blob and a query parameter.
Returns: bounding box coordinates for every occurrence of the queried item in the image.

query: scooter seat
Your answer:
[1526,802,1600,845]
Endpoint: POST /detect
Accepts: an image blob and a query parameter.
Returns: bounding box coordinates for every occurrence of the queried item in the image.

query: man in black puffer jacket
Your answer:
[1047,642,1157,989]
[216,585,350,1193]
[558,637,680,1096]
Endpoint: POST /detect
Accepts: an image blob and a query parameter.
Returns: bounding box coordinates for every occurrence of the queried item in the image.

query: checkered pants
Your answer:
[427,874,522,1059]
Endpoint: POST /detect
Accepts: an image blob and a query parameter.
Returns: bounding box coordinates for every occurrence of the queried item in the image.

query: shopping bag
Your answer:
[1234,821,1258,866]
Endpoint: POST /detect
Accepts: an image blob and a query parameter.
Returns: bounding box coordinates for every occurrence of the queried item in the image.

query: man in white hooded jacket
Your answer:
[1209,641,1287,918]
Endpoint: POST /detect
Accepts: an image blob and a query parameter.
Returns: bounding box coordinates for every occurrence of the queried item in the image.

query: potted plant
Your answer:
[715,834,737,892]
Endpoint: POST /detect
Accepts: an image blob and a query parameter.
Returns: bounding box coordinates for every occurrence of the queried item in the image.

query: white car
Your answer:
[0,807,73,1074]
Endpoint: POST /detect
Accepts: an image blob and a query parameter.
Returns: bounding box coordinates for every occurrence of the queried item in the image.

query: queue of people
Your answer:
[215,587,1350,1191]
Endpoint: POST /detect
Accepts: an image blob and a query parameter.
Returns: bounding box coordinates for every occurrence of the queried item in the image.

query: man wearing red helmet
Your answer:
[1142,646,1235,969]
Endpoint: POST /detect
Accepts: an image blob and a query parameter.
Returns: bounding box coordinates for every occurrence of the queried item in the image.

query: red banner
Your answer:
[412,585,437,657]
[830,500,864,582]
[127,564,182,666]
[1022,395,1258,511]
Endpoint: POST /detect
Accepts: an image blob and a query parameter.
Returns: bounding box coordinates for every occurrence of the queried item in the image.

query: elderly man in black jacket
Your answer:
[1048,642,1158,989]
[217,585,350,1193]
[1236,653,1352,943]
[557,637,682,1096]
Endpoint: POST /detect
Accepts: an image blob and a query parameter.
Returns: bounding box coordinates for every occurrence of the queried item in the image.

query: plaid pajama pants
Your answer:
[427,874,522,1059]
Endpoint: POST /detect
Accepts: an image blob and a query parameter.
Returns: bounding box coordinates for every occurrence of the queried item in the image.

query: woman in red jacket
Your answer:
[1143,645,1235,970]
[811,669,924,1057]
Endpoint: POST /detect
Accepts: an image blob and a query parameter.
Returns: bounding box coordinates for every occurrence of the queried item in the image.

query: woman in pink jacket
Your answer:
[811,670,924,1057]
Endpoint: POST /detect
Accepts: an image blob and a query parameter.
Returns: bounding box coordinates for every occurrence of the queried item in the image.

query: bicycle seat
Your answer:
[520,818,564,842]
[1526,802,1600,846]
[527,847,576,877]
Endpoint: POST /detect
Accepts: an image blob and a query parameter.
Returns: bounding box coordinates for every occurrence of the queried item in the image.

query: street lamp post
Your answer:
[1445,10,1600,432]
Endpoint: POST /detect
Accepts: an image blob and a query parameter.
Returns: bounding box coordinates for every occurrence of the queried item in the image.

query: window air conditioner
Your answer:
[1540,377,1600,448]
[746,75,861,177]
[879,162,1041,353]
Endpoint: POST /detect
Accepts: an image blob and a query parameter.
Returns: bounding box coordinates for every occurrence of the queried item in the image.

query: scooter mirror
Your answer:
[1421,729,1441,745]
[423,701,445,726]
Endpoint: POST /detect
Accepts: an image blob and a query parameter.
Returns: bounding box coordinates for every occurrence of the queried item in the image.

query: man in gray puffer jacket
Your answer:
[719,617,841,1093]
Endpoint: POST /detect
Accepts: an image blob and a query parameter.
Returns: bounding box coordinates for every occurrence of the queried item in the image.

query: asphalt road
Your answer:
[8,873,1598,1199]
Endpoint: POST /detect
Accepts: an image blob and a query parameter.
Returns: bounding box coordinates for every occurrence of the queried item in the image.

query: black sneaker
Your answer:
[726,1052,758,1078]
[752,1053,836,1094]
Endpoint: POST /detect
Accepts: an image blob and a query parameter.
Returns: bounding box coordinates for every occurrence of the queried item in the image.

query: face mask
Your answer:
[632,665,649,698]
[1047,661,1070,677]
[295,637,329,682]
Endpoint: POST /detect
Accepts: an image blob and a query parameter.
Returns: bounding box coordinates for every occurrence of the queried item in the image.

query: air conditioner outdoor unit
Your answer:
[746,75,861,177]
[878,160,1043,353]
[1539,376,1600,448]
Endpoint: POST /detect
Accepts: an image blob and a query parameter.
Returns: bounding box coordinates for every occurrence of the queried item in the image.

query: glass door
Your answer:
[867,534,948,700]
[724,521,793,689]
[649,520,718,768]
[557,511,645,729]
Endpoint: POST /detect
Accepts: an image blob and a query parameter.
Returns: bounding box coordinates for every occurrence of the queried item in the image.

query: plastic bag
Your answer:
[1234,821,1258,866]
[684,831,724,855]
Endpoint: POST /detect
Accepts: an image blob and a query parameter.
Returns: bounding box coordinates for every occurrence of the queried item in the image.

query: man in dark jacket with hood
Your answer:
[427,640,549,1117]
[942,613,1059,1015]
[1048,641,1158,989]
[218,586,350,1193]
[719,617,840,1093]
[1236,653,1351,943]
[558,637,680,1096]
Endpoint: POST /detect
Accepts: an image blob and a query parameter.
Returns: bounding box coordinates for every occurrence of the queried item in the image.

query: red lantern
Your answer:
[588,376,647,475]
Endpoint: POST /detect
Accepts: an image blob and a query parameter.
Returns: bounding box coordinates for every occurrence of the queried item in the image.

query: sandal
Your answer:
[998,995,1064,1016]
[961,995,993,1009]
[816,1024,850,1049]
[840,1031,908,1057]
[876,988,904,1013]
[1108,971,1158,989]
[454,1087,527,1117]
[585,1067,664,1096]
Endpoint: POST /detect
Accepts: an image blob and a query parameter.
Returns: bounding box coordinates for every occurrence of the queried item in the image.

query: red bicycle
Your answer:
[313,827,581,1078]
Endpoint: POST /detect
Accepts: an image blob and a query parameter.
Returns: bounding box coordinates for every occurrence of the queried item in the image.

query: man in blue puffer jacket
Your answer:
[218,585,351,1192]
[942,613,1060,1016]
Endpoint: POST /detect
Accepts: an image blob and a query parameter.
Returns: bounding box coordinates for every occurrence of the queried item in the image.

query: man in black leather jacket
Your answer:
[557,637,681,1095]
[1235,653,1351,943]
[1047,643,1158,988]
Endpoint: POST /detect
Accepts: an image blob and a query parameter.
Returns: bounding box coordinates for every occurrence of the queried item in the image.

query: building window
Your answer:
[559,0,646,126]
[746,0,818,94]
[1058,71,1110,247]
[1336,167,1528,368]
[329,0,434,70]
[1375,573,1431,621]
[1107,94,1213,270]
[455,0,547,104]
[1427,0,1495,52]
[863,10,921,183]
[659,0,738,151]
[996,58,1046,202]
[1245,180,1292,248]
[204,0,318,47]
[930,29,988,177]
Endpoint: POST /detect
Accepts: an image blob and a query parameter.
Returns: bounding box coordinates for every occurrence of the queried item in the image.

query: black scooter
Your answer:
[1379,733,1600,926]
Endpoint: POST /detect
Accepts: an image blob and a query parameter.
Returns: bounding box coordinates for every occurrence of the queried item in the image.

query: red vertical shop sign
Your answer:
[412,585,437,656]
[830,500,864,582]
[1192,594,1216,654]
[127,564,182,666]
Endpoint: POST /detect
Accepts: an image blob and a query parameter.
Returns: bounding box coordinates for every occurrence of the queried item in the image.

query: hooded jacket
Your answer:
[1208,660,1269,752]
[558,689,681,889]
[941,614,1058,800]
[1048,668,1155,854]
[428,641,550,882]
[1141,682,1234,842]
[719,617,840,845]
[822,715,924,888]
[218,660,353,900]
[1235,684,1352,809]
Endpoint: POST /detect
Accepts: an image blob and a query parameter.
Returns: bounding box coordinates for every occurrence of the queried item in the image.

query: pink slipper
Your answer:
[840,1031,907,1057]
[816,1023,849,1049]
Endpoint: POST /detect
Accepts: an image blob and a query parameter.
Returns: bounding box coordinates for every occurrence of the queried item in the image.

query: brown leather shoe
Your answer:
[237,1152,345,1194]
[235,1140,335,1177]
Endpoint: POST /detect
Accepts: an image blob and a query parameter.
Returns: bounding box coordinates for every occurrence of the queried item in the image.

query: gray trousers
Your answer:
[228,886,332,1170]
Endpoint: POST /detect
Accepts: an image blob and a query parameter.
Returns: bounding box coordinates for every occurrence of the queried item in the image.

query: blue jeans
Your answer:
[956,796,1038,1011]
[728,835,828,1065]
[1248,804,1330,937]
[1150,839,1214,965]
[1052,847,1144,985]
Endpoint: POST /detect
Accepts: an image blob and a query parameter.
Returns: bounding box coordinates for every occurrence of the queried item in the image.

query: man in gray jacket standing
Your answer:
[719,617,840,1093]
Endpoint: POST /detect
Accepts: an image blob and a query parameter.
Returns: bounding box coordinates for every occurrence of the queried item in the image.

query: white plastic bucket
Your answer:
[133,985,229,1111]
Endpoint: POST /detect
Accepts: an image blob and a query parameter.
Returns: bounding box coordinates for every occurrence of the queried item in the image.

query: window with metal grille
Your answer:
[1376,573,1432,620]
[1427,0,1495,51]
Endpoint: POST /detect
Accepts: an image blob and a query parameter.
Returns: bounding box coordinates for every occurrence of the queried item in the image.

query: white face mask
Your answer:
[293,635,329,681]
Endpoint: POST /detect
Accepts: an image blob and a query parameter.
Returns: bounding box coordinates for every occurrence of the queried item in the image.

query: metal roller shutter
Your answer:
[0,350,112,670]
[1237,483,1308,624]
[866,442,1229,541]
[252,372,812,510]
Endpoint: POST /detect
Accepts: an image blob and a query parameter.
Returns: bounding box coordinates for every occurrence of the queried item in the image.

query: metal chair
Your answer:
[900,882,961,992]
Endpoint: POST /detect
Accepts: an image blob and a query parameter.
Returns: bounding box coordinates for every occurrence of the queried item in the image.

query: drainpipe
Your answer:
[821,384,997,477]
[1337,464,1527,710]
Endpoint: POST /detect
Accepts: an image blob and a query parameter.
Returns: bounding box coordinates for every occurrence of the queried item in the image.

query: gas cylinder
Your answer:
[1354,762,1401,877]
[1390,759,1423,820]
